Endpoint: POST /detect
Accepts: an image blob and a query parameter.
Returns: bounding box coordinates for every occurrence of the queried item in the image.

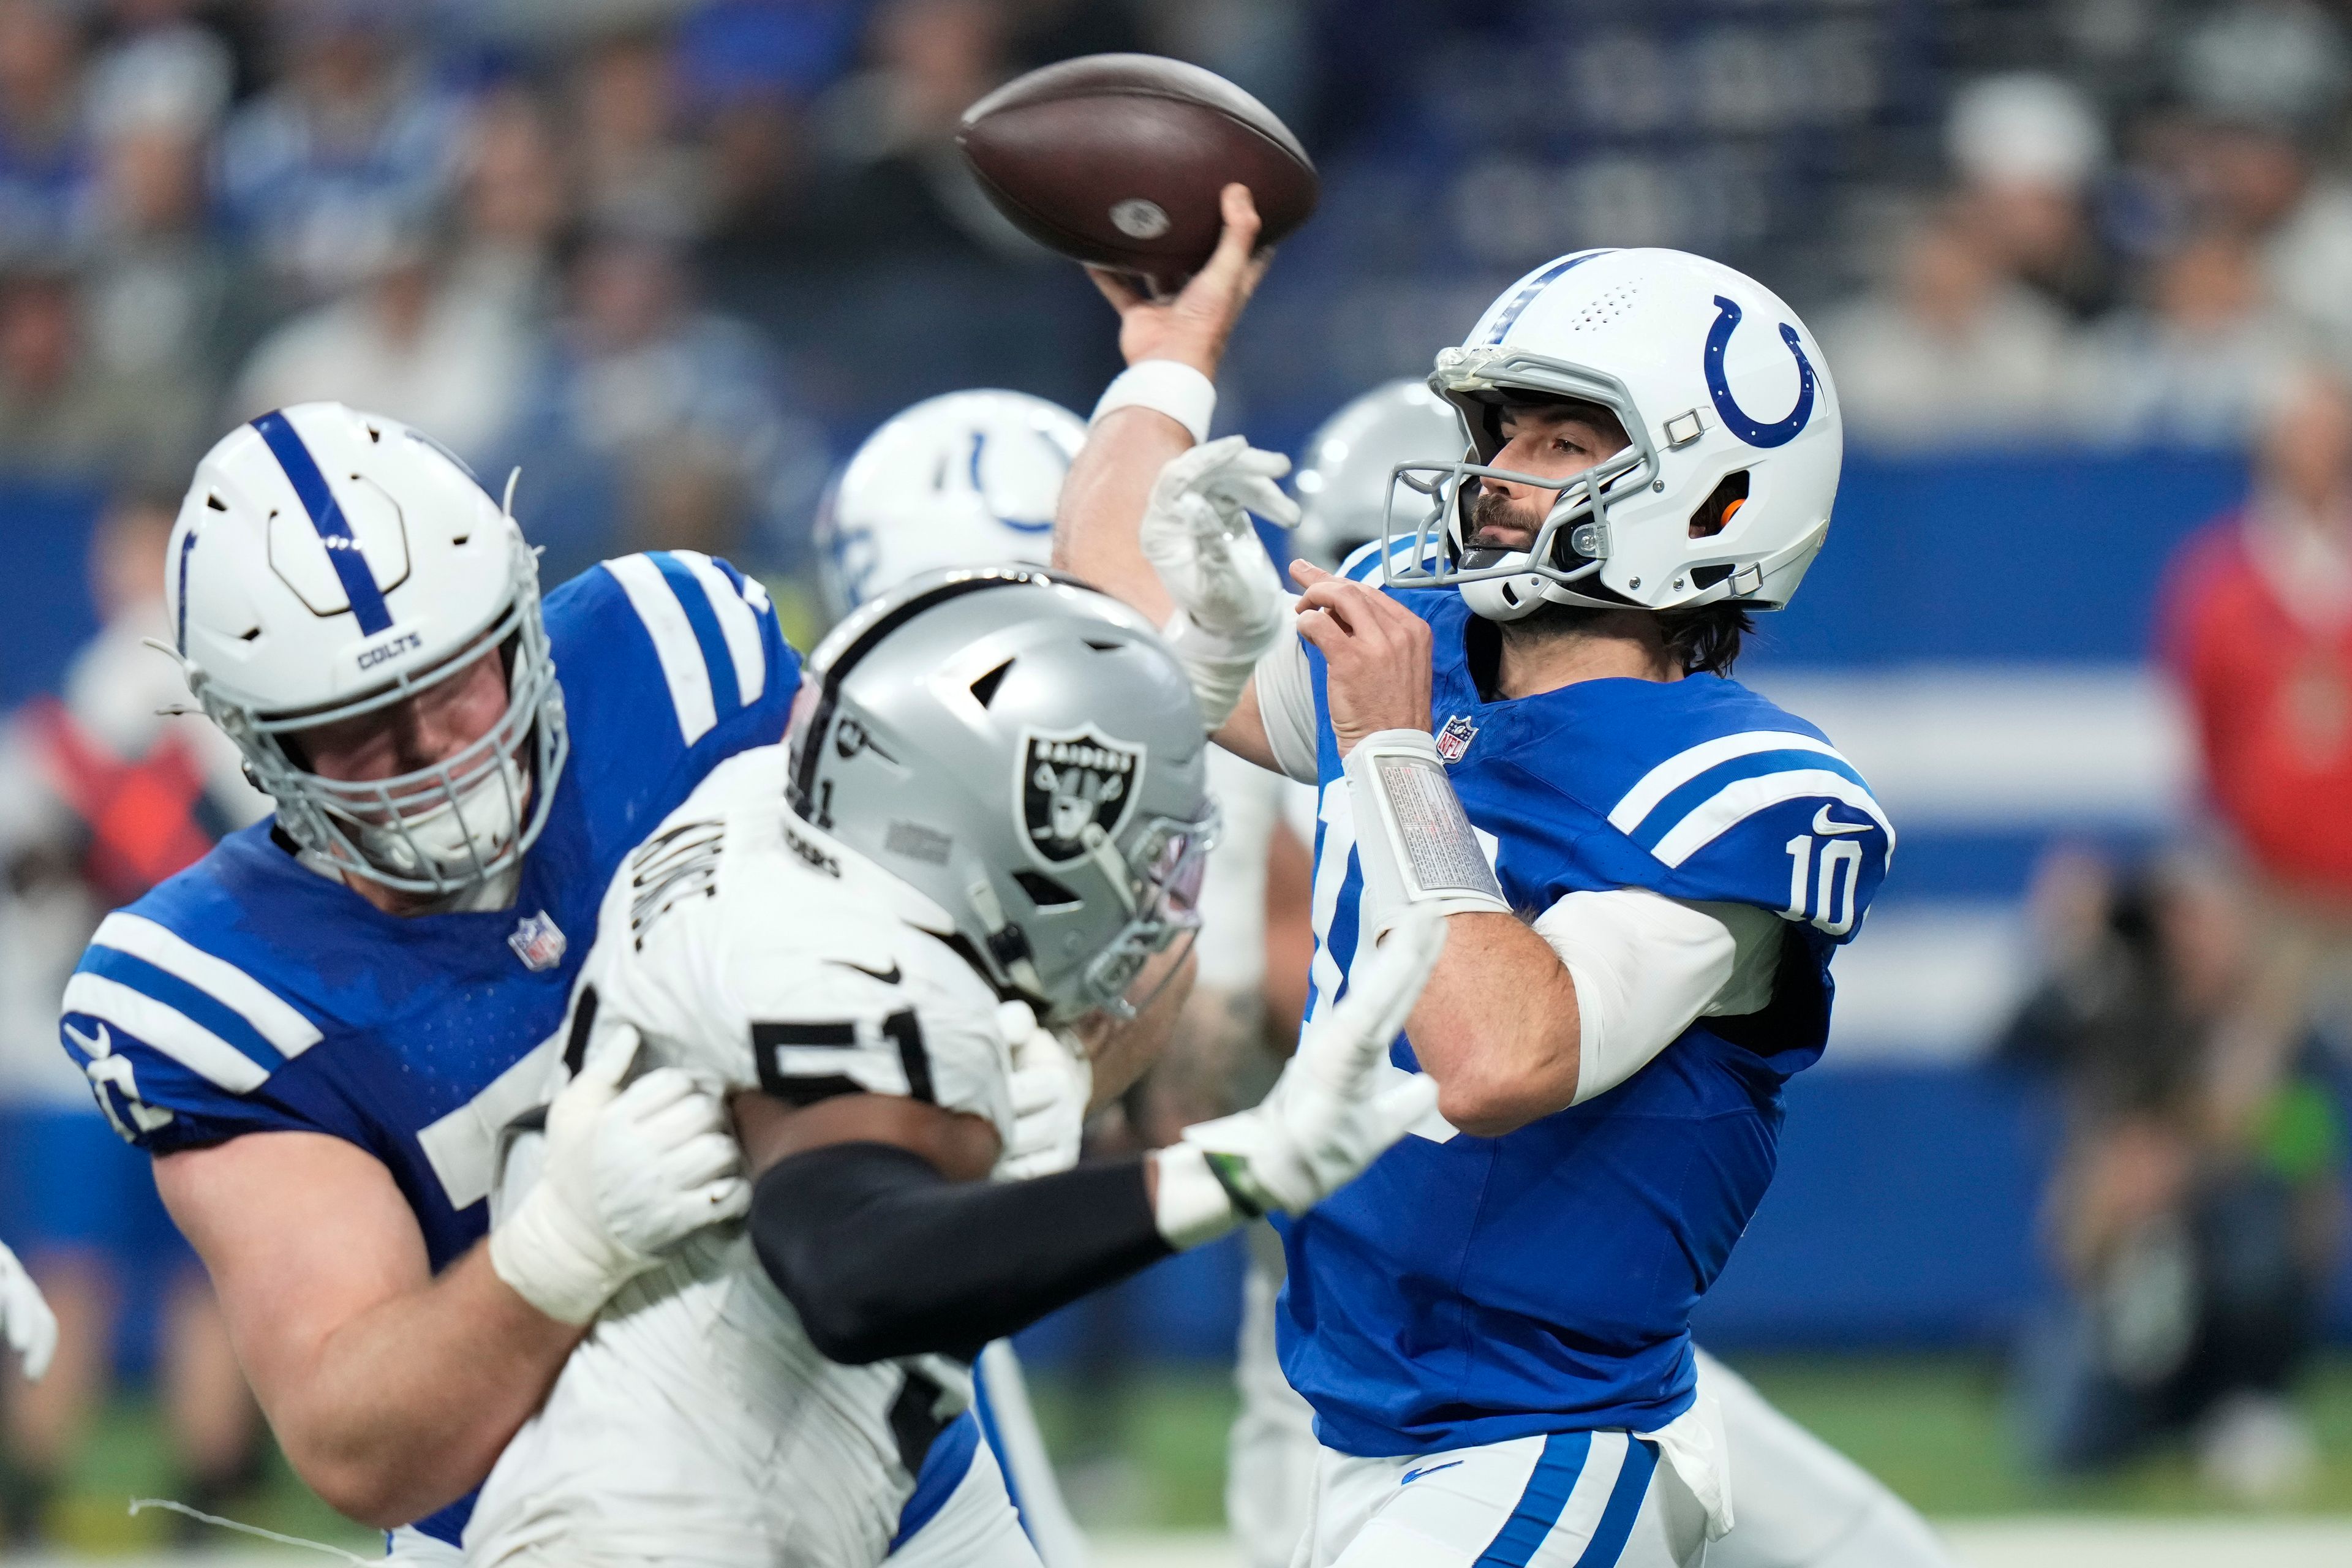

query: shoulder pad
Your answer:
[63,911,320,1091]
[1605,730,1893,940]
[585,550,791,747]
[59,910,323,1144]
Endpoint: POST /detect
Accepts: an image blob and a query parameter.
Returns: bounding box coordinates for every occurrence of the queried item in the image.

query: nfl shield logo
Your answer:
[508,910,567,971]
[1020,726,1144,864]
[1436,714,1479,763]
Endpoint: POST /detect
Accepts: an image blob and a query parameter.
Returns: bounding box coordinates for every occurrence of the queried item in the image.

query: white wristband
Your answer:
[1161,608,1280,730]
[490,1180,637,1325]
[1343,728,1511,943]
[1149,1143,1245,1250]
[1093,360,1217,445]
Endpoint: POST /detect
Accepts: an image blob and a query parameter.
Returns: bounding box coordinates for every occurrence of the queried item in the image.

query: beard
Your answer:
[1460,488,1619,644]
[1464,488,1552,555]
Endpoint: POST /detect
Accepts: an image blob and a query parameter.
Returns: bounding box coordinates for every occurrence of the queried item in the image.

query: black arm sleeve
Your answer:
[750,1142,1174,1365]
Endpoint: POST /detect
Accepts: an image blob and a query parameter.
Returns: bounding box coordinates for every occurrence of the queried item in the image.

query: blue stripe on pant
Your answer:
[1574,1439,1659,1568]
[1471,1431,1591,1567]
[1470,1433,1660,1568]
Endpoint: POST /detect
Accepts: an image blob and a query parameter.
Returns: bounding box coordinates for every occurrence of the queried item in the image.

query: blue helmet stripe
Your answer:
[1483,250,1616,345]
[251,410,394,635]
[174,526,199,654]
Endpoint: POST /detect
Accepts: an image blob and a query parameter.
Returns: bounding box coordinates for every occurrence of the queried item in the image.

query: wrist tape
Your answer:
[1092,360,1217,445]
[1343,729,1511,943]
[491,1183,632,1326]
[1161,608,1281,731]
[1150,1143,1248,1250]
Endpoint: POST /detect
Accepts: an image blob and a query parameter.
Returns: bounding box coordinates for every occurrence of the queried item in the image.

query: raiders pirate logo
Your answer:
[1020,726,1144,864]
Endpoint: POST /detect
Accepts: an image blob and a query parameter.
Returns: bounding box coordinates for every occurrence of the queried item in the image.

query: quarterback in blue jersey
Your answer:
[43,403,1034,1562]
[1061,190,1893,1567]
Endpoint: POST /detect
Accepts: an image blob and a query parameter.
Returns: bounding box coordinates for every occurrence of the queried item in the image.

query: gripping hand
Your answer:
[1140,435,1300,728]
[1151,908,1446,1247]
[0,1240,56,1382]
[490,1023,750,1325]
[996,1000,1092,1181]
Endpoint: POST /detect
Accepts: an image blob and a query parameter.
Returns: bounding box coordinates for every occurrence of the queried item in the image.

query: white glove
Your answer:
[994,1000,1092,1181]
[1140,435,1300,728]
[489,1023,750,1325]
[0,1240,56,1382]
[1151,908,1446,1247]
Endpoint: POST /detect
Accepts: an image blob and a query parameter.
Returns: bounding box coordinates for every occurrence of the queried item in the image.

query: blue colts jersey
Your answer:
[1277,567,1893,1458]
[55,551,796,1545]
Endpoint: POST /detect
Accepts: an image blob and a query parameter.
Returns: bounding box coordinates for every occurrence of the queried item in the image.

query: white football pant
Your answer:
[1228,1246,1954,1568]
[1293,1429,1707,1568]
[884,1434,1041,1568]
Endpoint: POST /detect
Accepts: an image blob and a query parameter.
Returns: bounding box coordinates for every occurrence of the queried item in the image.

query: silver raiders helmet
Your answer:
[788,566,1218,1022]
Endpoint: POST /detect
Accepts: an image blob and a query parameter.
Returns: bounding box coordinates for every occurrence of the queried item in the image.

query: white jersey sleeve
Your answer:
[1252,632,1319,784]
[1529,888,1782,1106]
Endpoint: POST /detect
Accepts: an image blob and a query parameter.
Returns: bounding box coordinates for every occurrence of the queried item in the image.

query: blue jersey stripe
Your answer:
[1624,749,1873,852]
[1472,1430,1593,1567]
[890,1412,980,1550]
[1570,1437,1658,1567]
[72,947,287,1077]
[251,411,393,636]
[651,551,742,717]
[968,1362,1033,1545]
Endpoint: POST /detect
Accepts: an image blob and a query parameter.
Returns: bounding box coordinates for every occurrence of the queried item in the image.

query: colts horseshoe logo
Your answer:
[1703,295,1816,449]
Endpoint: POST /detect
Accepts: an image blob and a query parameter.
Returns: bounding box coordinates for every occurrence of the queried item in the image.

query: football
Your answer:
[957,53,1320,292]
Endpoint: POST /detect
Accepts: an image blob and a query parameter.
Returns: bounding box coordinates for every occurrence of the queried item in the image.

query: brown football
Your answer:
[957,54,1319,292]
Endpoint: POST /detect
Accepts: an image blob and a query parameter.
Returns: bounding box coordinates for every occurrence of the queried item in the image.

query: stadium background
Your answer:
[1,0,2350,1561]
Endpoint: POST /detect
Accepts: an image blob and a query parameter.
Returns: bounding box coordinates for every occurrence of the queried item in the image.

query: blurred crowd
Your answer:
[5,0,2352,1544]
[0,0,1304,589]
[1828,5,2352,449]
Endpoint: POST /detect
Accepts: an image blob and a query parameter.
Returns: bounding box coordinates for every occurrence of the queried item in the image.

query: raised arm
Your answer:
[1055,185,1295,771]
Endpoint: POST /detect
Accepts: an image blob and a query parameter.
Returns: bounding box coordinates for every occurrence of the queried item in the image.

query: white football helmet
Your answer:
[814,390,1086,617]
[1292,378,1467,569]
[1383,247,1844,620]
[165,403,568,897]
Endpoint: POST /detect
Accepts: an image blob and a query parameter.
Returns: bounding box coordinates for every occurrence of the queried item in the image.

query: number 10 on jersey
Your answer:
[1783,834,1861,935]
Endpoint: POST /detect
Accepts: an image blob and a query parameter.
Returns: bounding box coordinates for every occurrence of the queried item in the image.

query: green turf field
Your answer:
[13,1355,2352,1551]
[1021,1354,2352,1531]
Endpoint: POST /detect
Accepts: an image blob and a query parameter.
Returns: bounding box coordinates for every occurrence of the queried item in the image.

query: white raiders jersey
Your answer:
[466,745,1020,1568]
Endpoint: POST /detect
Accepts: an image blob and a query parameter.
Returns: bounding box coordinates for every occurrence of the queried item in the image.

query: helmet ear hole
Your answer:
[1689,471,1750,538]
[968,658,1014,708]
[1014,871,1082,909]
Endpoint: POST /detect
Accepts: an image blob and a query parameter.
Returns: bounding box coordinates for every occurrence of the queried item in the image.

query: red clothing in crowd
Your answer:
[2160,509,2352,901]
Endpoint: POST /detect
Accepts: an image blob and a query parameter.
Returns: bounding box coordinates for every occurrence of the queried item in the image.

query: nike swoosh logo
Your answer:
[1813,804,1872,836]
[62,1019,111,1057]
[831,959,903,986]
[1400,1461,1463,1485]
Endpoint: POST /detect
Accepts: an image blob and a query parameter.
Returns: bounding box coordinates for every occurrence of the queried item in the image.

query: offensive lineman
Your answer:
[1060,192,1896,1566]
[464,568,1447,1567]
[49,404,1039,1561]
